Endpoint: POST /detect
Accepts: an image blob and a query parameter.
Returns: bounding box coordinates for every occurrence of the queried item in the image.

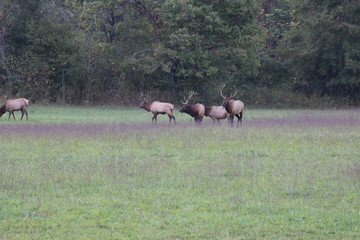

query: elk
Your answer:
[204,105,229,124]
[139,93,176,123]
[179,91,205,123]
[220,84,244,127]
[0,98,30,120]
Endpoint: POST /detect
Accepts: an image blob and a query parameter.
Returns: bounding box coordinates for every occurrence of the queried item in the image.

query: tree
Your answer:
[155,0,264,101]
[256,0,292,88]
[8,1,78,101]
[0,0,17,83]
[75,0,162,103]
[281,0,360,98]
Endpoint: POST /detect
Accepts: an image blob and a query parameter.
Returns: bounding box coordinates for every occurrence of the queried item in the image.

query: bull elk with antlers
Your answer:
[139,93,176,123]
[220,84,244,127]
[179,91,205,124]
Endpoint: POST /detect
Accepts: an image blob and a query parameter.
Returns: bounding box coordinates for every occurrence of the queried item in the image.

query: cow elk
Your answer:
[0,98,30,120]
[220,84,244,127]
[204,105,229,124]
[139,93,176,123]
[179,91,205,124]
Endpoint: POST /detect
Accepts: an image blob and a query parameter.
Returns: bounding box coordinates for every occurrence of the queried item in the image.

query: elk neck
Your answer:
[141,102,152,112]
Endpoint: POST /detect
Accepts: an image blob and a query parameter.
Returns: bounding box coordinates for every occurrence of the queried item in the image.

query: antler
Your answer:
[220,84,238,99]
[181,90,197,104]
[140,91,150,102]
[228,86,238,99]
[220,83,226,99]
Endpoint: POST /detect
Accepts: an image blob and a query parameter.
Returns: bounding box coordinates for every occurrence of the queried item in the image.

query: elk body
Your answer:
[179,91,205,123]
[220,85,244,127]
[204,105,229,124]
[139,94,176,123]
[0,98,30,120]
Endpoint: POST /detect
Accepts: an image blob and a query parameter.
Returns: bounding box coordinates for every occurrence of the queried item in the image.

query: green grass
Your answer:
[0,105,359,239]
[1,104,309,124]
[10,105,144,123]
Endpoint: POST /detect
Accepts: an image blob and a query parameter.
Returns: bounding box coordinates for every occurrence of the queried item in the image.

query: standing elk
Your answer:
[0,98,30,120]
[179,91,205,124]
[139,93,176,123]
[220,84,244,127]
[204,105,229,124]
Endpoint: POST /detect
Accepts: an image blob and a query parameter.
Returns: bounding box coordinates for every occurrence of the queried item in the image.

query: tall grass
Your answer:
[0,106,359,239]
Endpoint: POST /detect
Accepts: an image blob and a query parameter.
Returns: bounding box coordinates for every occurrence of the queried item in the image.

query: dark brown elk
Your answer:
[0,98,30,120]
[139,93,176,123]
[204,105,229,124]
[220,85,244,127]
[179,91,205,124]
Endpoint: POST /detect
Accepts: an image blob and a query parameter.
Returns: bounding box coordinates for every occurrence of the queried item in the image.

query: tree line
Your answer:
[0,0,359,107]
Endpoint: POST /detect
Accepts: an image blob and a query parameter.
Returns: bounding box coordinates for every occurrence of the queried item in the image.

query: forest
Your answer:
[0,0,359,107]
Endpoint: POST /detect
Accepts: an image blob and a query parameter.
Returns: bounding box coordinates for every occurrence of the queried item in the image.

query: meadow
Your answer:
[0,105,359,239]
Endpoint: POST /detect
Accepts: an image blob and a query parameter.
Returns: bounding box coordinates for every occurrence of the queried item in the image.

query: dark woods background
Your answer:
[0,0,359,107]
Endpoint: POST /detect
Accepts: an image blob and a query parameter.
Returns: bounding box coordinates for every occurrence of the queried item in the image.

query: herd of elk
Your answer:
[0,98,30,120]
[179,90,230,124]
[220,84,244,127]
[139,93,176,123]
[139,84,244,126]
[1,84,243,126]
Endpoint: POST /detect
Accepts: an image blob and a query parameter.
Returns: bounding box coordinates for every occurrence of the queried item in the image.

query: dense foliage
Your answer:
[281,0,360,99]
[0,0,359,105]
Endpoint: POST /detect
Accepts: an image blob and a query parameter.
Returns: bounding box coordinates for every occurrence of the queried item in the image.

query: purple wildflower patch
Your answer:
[248,115,360,127]
[0,122,170,137]
[0,109,359,137]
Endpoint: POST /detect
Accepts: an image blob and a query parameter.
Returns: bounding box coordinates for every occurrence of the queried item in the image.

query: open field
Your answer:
[0,105,359,239]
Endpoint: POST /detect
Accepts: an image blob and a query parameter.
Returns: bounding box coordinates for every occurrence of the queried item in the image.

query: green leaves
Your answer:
[2,0,359,104]
[157,0,263,93]
[282,0,360,97]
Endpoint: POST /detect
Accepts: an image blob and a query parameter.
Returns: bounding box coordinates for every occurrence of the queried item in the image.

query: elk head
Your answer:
[139,92,151,109]
[220,84,237,110]
[179,90,197,113]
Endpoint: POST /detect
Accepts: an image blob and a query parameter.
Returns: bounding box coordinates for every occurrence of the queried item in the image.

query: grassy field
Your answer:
[0,105,359,239]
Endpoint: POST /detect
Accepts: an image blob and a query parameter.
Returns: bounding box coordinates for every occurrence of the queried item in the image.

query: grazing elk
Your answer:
[204,105,229,124]
[139,93,176,123]
[220,84,244,127]
[179,91,205,124]
[0,98,30,120]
